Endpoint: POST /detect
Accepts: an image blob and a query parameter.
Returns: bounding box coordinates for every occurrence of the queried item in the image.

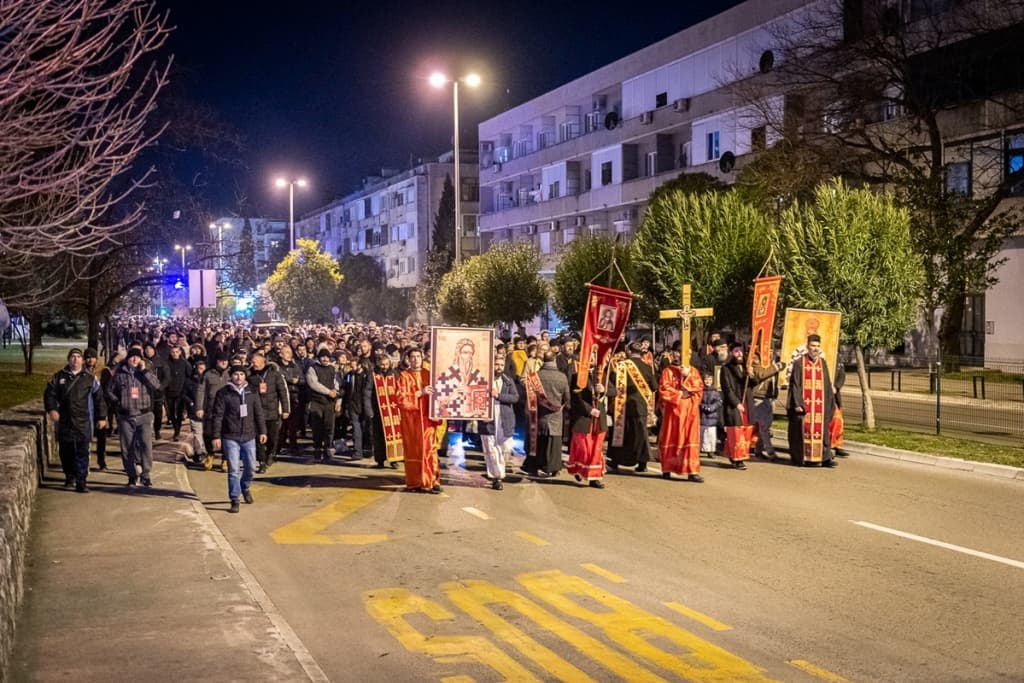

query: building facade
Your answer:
[211,216,288,282]
[295,151,480,291]
[477,0,1024,361]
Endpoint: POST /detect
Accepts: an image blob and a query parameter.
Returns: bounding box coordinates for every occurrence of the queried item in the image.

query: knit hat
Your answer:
[84,347,98,359]
[127,348,143,359]
[67,348,83,360]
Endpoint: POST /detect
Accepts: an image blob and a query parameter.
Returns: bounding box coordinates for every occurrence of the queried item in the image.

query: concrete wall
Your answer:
[0,399,50,680]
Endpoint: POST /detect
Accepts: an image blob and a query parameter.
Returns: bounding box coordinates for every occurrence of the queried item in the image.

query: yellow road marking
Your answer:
[664,601,733,631]
[461,506,491,520]
[364,588,541,681]
[787,659,850,682]
[515,531,550,546]
[580,563,626,583]
[444,579,666,682]
[270,489,388,545]
[518,570,780,682]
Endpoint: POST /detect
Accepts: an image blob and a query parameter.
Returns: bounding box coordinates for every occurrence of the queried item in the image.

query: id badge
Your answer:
[239,402,248,418]
[130,386,140,400]
[259,382,267,394]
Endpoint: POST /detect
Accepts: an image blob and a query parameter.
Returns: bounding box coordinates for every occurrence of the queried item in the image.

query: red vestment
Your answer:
[397,368,441,490]
[657,365,704,475]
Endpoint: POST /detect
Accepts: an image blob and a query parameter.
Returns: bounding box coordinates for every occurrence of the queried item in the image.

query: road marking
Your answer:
[271,490,387,545]
[853,521,1024,570]
[787,659,850,682]
[176,465,329,682]
[664,601,732,631]
[461,506,491,520]
[515,531,550,546]
[581,563,626,583]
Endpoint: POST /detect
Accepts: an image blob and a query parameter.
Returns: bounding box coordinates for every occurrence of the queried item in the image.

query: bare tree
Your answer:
[0,0,170,309]
[729,0,1024,357]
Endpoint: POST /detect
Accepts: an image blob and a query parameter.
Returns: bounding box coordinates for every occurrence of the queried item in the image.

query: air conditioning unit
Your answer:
[545,221,557,232]
[481,141,494,152]
[672,98,690,113]
[526,224,538,235]
[574,216,586,227]
[623,207,638,220]
[640,111,654,125]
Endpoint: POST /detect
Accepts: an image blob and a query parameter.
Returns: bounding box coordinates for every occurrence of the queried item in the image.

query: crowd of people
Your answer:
[42,317,846,511]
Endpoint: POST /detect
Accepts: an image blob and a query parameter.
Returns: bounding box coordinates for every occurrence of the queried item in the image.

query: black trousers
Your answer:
[166,394,185,435]
[256,419,281,466]
[152,400,164,437]
[308,401,336,452]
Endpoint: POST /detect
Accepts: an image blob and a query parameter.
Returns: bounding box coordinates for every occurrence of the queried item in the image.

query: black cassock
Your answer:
[607,358,657,468]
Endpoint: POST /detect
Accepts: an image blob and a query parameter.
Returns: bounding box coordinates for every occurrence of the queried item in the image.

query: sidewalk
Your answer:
[10,436,320,682]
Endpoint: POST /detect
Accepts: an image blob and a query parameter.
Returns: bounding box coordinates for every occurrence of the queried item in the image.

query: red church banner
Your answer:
[749,275,783,366]
[577,284,633,390]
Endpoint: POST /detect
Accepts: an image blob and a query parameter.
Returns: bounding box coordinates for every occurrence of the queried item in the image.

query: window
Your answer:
[407,256,416,274]
[461,177,479,202]
[751,125,767,152]
[645,152,657,177]
[363,197,372,217]
[323,213,332,230]
[601,161,613,186]
[945,161,971,196]
[462,214,478,236]
[391,225,400,242]
[706,131,720,161]
[1006,134,1024,194]
[549,181,560,199]
[583,169,592,192]
[655,92,668,108]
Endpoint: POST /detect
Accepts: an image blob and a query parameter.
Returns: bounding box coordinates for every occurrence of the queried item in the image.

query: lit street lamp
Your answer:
[275,177,308,252]
[152,256,168,315]
[174,243,192,276]
[430,71,480,265]
[209,221,232,273]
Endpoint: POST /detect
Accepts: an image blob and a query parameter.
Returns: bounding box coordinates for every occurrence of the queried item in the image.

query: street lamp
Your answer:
[209,221,232,272]
[430,71,481,265]
[152,256,168,315]
[174,243,192,276]
[275,177,308,252]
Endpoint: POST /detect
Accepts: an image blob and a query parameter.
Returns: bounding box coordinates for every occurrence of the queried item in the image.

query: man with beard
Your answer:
[478,353,519,490]
[397,347,443,493]
[657,342,705,482]
[369,352,402,469]
[307,347,341,462]
[344,346,374,460]
[607,341,658,474]
[721,342,786,469]
[567,351,609,488]
[787,334,838,468]
[277,344,305,454]
[248,350,290,473]
[519,350,570,477]
[44,348,108,492]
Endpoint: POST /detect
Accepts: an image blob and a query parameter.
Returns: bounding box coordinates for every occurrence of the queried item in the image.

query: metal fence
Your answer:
[812,354,1024,446]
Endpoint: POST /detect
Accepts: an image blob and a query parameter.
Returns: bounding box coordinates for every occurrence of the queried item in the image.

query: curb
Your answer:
[835,440,1024,482]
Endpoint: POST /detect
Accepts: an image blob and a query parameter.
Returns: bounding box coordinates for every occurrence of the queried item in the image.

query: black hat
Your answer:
[230,354,246,366]
[729,341,744,351]
[67,348,84,360]
[317,347,332,359]
[807,333,822,343]
[127,348,144,359]
[229,365,248,375]
[213,351,229,364]
[84,347,98,359]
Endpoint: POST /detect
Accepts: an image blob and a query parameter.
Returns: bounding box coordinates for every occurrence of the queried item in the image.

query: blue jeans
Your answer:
[222,438,256,501]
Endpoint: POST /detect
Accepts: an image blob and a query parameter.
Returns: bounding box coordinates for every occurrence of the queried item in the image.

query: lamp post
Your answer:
[152,256,168,315]
[275,177,308,252]
[430,71,480,265]
[209,221,232,273]
[174,243,192,276]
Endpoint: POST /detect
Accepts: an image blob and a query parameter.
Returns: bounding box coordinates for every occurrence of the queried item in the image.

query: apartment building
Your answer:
[295,151,480,290]
[478,0,1024,360]
[211,216,288,282]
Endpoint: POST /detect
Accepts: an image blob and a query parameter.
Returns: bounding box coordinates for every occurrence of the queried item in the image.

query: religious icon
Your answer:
[596,304,617,332]
[429,327,495,421]
[780,308,842,385]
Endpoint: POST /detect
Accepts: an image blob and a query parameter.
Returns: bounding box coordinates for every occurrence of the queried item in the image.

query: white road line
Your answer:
[853,521,1024,571]
[461,506,491,520]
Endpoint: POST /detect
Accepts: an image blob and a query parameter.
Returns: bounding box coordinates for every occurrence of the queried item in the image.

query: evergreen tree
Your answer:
[236,217,257,291]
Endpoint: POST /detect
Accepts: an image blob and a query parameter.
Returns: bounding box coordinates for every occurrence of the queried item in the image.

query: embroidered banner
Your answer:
[577,284,633,390]
[373,372,404,462]
[749,275,783,367]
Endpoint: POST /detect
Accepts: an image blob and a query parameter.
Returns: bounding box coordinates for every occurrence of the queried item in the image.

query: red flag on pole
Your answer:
[577,284,633,389]
[750,275,783,365]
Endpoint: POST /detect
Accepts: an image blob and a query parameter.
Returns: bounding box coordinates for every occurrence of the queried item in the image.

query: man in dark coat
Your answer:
[567,357,610,488]
[248,350,290,473]
[520,350,570,477]
[211,366,267,513]
[607,341,658,474]
[44,348,108,492]
[479,354,519,489]
[164,345,192,439]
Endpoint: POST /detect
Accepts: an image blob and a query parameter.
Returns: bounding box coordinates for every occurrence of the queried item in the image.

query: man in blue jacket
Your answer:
[44,348,108,492]
[212,366,267,513]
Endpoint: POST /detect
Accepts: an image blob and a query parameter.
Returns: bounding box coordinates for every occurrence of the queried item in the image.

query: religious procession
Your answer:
[45,272,846,513]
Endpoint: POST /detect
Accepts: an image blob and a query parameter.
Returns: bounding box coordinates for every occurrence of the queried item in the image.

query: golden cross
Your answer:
[658,284,714,367]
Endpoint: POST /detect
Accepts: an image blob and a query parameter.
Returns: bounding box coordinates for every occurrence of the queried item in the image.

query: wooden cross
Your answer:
[659,284,714,367]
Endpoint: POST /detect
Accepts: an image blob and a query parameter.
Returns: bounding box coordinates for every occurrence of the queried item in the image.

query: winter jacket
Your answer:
[211,382,266,442]
[478,371,519,437]
[247,362,290,421]
[44,366,107,441]
[307,360,340,405]
[568,370,608,434]
[197,366,230,422]
[106,361,161,417]
[699,386,722,428]
[164,356,192,398]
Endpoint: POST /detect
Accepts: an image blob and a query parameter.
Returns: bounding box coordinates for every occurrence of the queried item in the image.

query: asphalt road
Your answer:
[185,446,1024,683]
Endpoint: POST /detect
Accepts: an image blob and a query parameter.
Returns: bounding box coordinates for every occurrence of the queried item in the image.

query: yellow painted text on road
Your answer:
[787,659,850,682]
[366,569,780,682]
[580,563,626,583]
[514,531,550,546]
[665,601,733,631]
[271,489,387,545]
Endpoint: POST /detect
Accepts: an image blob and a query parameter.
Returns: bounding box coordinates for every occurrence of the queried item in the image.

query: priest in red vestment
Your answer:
[397,347,443,492]
[786,334,837,468]
[657,343,705,482]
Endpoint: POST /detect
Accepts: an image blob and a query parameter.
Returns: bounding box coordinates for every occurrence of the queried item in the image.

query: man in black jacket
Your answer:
[44,348,108,492]
[344,349,373,460]
[143,342,169,440]
[307,347,341,462]
[106,348,161,487]
[248,351,289,473]
[212,366,267,513]
[164,345,191,440]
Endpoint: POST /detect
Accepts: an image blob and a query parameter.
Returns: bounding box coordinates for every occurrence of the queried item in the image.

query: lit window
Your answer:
[706,131,720,161]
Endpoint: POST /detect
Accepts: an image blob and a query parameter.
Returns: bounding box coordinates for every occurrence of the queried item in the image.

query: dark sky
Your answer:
[164,1,746,214]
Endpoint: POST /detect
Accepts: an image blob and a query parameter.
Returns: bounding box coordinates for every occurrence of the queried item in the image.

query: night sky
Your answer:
[164,1,746,214]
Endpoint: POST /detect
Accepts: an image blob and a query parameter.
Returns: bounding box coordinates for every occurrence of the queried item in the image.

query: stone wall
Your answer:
[0,400,51,679]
